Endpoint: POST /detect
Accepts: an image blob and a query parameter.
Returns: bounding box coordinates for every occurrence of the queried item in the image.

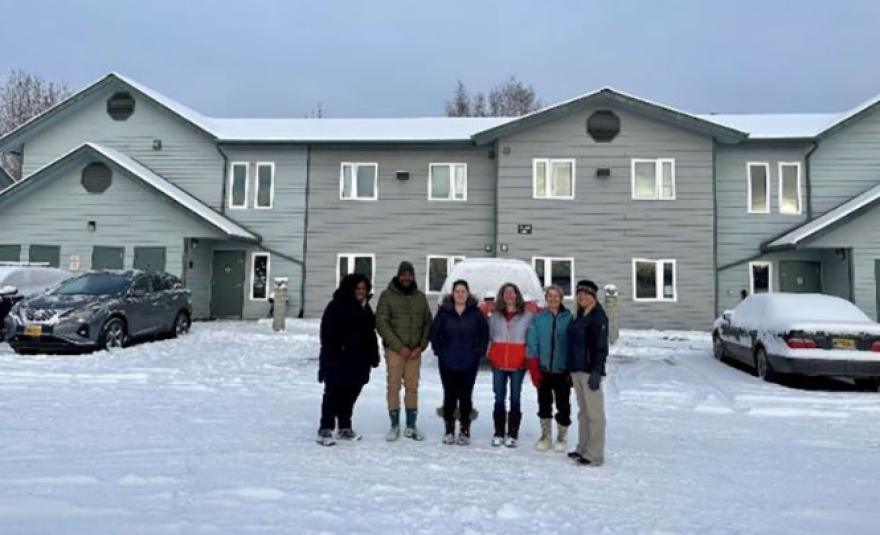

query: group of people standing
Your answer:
[316,261,609,467]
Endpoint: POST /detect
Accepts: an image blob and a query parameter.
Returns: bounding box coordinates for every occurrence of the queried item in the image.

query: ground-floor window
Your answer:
[532,257,575,297]
[250,252,270,300]
[749,261,772,294]
[426,255,465,294]
[633,258,677,302]
[337,254,375,286]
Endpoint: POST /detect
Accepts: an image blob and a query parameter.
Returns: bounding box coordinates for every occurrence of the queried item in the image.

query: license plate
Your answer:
[23,325,42,337]
[832,338,856,350]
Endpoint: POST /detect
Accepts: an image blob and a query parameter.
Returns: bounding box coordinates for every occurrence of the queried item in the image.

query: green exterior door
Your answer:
[29,245,61,268]
[134,247,167,272]
[0,245,21,263]
[779,261,822,293]
[92,246,125,270]
[210,250,245,318]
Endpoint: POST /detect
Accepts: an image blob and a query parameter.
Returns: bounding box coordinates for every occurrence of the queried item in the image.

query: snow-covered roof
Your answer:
[111,73,218,135]
[766,180,880,248]
[697,113,840,139]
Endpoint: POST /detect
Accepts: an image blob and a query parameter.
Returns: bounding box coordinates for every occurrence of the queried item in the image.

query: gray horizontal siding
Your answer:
[21,81,224,208]
[305,147,495,316]
[497,107,714,331]
[715,145,810,267]
[716,250,824,314]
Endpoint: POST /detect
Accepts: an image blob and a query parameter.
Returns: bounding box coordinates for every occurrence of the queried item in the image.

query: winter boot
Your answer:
[442,419,456,445]
[386,409,401,442]
[457,418,471,446]
[403,409,425,441]
[535,418,552,451]
[336,429,362,441]
[492,410,506,447]
[317,428,336,447]
[505,411,522,448]
[553,424,569,453]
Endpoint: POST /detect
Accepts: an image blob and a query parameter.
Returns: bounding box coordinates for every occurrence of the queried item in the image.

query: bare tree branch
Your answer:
[444,76,543,117]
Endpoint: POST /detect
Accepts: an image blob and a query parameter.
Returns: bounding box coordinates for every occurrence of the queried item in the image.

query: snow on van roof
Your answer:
[438,258,546,306]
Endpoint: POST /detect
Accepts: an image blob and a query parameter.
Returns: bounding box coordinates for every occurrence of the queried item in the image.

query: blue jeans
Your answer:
[493,369,526,413]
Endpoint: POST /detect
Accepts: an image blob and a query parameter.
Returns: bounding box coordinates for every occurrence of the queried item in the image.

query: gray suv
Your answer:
[4,270,192,354]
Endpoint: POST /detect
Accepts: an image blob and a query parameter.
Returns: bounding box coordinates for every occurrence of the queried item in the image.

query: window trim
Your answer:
[428,163,468,202]
[425,255,466,294]
[254,162,275,210]
[249,252,271,301]
[778,162,803,215]
[631,158,676,201]
[632,258,678,302]
[532,158,577,200]
[746,162,771,214]
[749,261,773,295]
[339,162,379,201]
[228,162,249,210]
[532,256,576,298]
[336,253,376,287]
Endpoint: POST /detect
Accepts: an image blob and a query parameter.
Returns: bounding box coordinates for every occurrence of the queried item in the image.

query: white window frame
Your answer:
[749,261,773,295]
[532,158,576,200]
[425,255,466,294]
[532,256,576,298]
[631,158,676,201]
[249,252,271,301]
[632,258,677,302]
[778,162,803,215]
[747,162,770,214]
[339,163,378,201]
[228,162,249,210]
[254,162,275,210]
[428,163,468,201]
[336,253,376,287]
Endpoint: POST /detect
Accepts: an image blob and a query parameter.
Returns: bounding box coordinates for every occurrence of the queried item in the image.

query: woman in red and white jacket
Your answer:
[487,283,534,447]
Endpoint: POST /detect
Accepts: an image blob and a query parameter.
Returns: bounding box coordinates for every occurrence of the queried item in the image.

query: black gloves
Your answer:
[372,355,380,369]
[318,367,325,384]
[588,371,602,391]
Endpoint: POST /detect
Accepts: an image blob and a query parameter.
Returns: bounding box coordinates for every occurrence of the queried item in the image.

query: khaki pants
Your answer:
[571,372,606,465]
[386,349,421,411]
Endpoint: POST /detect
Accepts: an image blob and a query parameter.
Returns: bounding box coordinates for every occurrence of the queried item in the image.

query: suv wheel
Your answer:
[101,318,128,351]
[172,311,191,338]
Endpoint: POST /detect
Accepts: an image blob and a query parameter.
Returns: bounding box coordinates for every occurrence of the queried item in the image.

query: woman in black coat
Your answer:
[429,280,490,446]
[317,273,380,446]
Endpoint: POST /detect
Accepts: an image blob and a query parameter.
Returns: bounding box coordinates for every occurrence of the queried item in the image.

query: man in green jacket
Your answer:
[376,261,433,441]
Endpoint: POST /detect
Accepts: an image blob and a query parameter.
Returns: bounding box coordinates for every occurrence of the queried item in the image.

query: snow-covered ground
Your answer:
[1,321,879,535]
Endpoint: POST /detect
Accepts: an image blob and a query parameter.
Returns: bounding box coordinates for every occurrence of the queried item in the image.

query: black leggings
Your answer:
[439,365,478,423]
[320,382,364,430]
[537,371,572,426]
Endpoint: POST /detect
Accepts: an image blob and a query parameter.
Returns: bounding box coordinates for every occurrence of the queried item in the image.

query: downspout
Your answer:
[804,140,819,220]
[300,145,312,318]
[712,141,719,317]
[216,144,230,215]
[492,141,500,258]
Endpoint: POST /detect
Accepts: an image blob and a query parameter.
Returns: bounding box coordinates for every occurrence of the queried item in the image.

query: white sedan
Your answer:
[712,293,880,390]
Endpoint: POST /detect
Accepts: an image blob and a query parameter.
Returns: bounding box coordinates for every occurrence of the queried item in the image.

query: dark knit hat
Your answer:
[576,279,599,296]
[397,261,415,276]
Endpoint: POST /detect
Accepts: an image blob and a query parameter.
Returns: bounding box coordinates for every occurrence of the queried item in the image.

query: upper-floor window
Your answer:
[255,162,275,209]
[228,162,249,209]
[779,162,802,215]
[747,163,770,214]
[337,253,375,286]
[533,257,575,297]
[429,163,467,201]
[632,158,675,200]
[533,159,575,200]
[426,255,465,294]
[633,258,677,302]
[340,163,378,201]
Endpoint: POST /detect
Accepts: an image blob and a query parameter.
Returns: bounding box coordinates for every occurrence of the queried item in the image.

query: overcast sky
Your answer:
[2,0,879,118]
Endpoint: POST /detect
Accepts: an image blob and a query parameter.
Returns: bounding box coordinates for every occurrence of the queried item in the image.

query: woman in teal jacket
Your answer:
[526,285,573,452]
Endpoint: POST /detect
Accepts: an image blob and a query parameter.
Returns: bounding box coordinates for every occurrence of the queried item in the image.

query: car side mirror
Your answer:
[722,310,733,321]
[0,285,18,297]
[129,288,146,299]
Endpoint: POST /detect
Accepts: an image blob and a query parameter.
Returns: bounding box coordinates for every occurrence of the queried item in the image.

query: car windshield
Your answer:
[51,274,131,296]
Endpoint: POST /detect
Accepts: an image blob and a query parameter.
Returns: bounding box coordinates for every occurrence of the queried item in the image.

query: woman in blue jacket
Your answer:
[429,280,490,446]
[526,285,573,452]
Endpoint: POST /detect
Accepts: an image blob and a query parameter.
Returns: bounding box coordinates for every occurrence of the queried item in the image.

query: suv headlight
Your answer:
[61,307,98,324]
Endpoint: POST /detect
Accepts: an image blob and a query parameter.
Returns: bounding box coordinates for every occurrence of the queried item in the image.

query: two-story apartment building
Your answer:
[1,72,880,330]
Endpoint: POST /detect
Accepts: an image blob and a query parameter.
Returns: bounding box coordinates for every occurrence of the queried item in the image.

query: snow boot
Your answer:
[535,418,552,451]
[403,409,425,441]
[492,410,506,447]
[442,419,456,445]
[553,424,569,453]
[317,428,336,447]
[457,418,471,446]
[386,409,401,442]
[505,411,522,448]
[336,429,362,441]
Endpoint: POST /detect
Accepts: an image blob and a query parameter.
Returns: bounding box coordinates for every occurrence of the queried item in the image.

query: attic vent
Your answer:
[107,92,135,121]
[81,162,112,194]
[587,110,620,143]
